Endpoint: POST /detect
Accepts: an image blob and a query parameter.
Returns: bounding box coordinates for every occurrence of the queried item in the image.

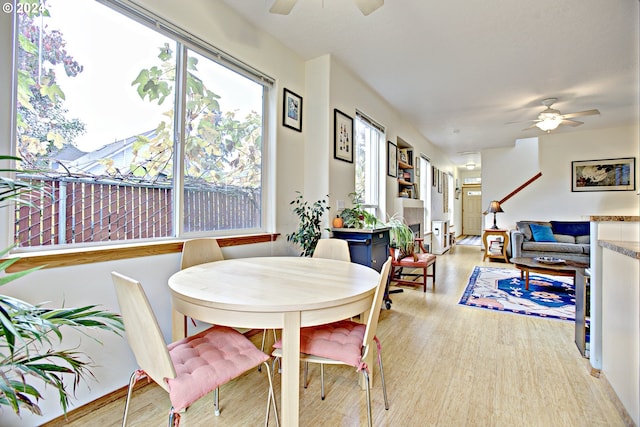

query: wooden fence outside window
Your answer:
[14,176,260,247]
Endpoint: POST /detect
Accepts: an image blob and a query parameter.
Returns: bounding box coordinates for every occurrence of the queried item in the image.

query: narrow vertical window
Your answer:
[354,112,384,217]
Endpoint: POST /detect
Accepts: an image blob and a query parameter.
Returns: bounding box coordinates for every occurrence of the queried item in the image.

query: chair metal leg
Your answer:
[168,408,177,427]
[303,361,309,388]
[260,329,279,353]
[377,347,390,410]
[261,329,267,353]
[271,356,280,379]
[214,387,220,416]
[320,363,325,400]
[363,370,372,427]
[122,371,139,427]
[260,329,279,372]
[263,361,280,427]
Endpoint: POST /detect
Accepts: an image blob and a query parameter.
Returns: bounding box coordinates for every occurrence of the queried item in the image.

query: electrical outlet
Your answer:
[337,200,345,210]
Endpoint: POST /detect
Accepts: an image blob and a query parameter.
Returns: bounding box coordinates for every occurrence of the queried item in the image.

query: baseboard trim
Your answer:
[599,372,636,427]
[41,380,152,427]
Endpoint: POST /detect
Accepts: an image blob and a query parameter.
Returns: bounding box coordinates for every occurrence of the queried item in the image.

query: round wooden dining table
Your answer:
[168,256,381,427]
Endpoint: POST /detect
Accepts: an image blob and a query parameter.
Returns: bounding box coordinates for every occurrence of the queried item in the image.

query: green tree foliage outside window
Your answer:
[16,0,86,169]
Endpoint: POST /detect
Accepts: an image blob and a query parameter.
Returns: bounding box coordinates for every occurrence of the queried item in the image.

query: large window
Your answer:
[354,111,384,218]
[13,0,270,248]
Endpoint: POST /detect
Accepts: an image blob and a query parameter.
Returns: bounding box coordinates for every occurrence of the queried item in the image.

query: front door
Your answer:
[462,185,482,235]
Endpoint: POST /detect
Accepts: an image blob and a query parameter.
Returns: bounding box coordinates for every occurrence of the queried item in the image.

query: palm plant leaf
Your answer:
[0,299,123,415]
[0,156,123,416]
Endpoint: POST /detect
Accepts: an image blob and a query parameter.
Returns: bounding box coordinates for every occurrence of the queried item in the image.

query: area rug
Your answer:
[457,235,481,246]
[459,266,575,321]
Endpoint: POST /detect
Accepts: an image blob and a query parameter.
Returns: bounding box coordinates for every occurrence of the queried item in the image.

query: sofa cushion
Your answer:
[576,235,590,244]
[522,241,585,254]
[550,221,590,236]
[530,223,556,242]
[553,234,576,244]
[578,244,590,255]
[516,221,551,241]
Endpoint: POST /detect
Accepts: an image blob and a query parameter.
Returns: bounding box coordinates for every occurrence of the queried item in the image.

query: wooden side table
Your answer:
[482,229,510,262]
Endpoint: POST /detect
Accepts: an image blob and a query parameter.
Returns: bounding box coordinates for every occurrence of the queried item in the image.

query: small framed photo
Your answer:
[398,149,408,163]
[283,88,302,132]
[334,109,353,163]
[571,157,636,192]
[387,141,397,177]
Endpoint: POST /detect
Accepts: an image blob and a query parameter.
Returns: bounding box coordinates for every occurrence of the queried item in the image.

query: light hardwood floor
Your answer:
[55,244,628,426]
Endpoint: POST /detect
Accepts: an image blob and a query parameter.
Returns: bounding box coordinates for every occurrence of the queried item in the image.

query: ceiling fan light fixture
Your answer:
[535,115,562,132]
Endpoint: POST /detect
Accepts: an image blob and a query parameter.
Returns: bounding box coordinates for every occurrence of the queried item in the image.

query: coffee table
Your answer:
[510,256,588,290]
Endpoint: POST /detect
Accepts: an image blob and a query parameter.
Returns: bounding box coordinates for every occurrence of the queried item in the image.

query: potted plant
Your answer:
[0,155,124,417]
[386,213,416,260]
[287,192,330,257]
[338,192,381,229]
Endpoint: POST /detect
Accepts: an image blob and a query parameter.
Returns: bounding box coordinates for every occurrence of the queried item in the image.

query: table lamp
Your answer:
[487,200,504,229]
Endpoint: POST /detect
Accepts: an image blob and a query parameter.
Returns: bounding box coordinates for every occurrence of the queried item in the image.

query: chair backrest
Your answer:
[362,257,392,350]
[180,238,224,270]
[313,238,351,262]
[111,272,176,392]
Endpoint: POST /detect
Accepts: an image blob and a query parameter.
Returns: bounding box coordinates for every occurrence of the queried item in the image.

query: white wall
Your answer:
[482,127,639,230]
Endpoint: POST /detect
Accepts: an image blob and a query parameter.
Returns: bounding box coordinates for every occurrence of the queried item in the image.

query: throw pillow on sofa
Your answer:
[550,221,590,236]
[529,223,556,242]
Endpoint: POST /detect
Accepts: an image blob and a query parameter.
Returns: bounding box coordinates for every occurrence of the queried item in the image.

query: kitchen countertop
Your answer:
[589,215,640,222]
[598,240,640,260]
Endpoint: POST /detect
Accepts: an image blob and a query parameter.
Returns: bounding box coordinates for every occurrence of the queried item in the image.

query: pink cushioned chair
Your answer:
[271,257,392,427]
[111,272,279,426]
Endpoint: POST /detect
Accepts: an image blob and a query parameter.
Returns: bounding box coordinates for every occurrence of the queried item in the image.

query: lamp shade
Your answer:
[487,200,504,213]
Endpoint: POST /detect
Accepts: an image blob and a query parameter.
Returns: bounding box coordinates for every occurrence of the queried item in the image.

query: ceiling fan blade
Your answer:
[354,0,384,15]
[560,109,600,120]
[522,123,540,131]
[269,0,297,15]
[505,119,537,125]
[560,119,583,127]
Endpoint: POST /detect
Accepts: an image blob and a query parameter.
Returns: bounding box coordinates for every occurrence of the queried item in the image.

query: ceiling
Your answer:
[221,0,639,168]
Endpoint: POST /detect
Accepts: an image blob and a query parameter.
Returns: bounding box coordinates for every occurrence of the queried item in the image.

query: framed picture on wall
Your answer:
[282,88,302,132]
[334,109,353,163]
[387,141,397,177]
[571,157,636,192]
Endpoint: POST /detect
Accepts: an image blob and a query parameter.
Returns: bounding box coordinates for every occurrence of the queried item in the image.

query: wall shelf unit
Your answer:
[397,139,416,199]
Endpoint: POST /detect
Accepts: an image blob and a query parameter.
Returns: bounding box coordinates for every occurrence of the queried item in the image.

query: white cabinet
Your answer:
[432,221,450,254]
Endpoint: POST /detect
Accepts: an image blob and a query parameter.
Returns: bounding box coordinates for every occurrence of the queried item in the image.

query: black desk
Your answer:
[332,227,392,308]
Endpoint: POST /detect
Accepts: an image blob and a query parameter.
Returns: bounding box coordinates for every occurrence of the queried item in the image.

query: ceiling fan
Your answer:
[516,98,600,132]
[270,0,384,16]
